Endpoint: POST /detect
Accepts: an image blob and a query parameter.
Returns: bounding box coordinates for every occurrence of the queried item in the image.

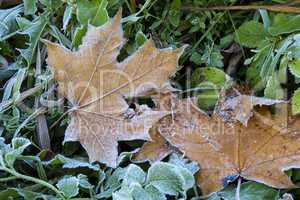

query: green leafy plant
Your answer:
[236,13,300,113]
[112,162,195,200]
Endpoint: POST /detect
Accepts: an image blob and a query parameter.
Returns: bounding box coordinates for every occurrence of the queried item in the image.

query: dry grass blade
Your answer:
[182,5,300,13]
[34,45,51,150]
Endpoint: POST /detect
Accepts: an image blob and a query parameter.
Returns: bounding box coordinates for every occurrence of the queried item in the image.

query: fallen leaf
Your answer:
[44,10,184,167]
[150,97,300,195]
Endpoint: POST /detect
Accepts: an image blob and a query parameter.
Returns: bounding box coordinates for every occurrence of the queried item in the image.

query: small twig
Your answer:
[0,0,22,8]
[182,5,300,13]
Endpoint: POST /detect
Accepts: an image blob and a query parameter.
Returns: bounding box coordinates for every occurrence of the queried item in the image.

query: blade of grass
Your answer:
[35,44,51,150]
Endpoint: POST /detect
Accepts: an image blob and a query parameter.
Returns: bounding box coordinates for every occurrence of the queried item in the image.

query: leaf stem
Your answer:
[49,108,72,129]
[0,30,18,41]
[236,176,242,200]
[0,166,65,199]
[0,176,17,182]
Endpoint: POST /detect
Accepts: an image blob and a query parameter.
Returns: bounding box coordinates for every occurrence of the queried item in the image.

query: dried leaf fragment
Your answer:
[215,88,283,126]
[44,10,184,167]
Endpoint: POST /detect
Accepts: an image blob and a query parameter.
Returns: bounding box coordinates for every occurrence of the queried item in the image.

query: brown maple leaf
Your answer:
[44,10,184,167]
[139,95,300,194]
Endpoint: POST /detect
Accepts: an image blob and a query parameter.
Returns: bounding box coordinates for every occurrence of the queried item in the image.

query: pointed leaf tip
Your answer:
[116,8,122,18]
